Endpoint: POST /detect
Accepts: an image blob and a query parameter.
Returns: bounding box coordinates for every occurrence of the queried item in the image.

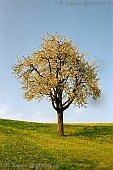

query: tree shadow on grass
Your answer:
[64,124,113,138]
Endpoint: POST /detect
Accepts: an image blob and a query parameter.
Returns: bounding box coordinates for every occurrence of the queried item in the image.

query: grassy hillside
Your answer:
[0,119,113,170]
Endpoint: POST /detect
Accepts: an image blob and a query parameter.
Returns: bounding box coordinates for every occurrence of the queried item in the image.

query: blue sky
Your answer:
[0,0,113,123]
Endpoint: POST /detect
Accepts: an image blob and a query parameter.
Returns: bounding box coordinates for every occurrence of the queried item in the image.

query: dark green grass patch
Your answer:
[0,119,113,170]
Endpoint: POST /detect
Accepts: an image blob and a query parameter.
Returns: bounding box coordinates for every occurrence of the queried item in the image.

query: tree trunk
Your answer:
[57,110,64,136]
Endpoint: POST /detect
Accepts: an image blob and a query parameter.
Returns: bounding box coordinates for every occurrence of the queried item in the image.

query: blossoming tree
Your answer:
[12,32,101,136]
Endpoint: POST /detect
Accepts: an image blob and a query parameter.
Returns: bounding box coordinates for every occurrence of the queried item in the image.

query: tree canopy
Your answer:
[12,32,101,109]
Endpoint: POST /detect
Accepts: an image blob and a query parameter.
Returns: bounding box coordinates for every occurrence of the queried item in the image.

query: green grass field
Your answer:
[0,119,113,170]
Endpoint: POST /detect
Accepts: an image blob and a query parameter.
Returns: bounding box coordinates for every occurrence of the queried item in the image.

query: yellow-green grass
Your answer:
[0,119,113,170]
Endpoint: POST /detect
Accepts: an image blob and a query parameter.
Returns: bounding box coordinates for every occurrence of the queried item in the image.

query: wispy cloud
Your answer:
[64,107,84,123]
[31,112,56,123]
[74,108,84,115]
[0,103,10,116]
[0,101,26,121]
[0,101,56,123]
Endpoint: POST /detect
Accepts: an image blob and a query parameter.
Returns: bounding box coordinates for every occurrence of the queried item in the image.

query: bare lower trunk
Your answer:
[57,111,64,136]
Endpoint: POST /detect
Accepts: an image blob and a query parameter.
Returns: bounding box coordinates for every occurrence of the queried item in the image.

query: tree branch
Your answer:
[62,99,70,107]
[50,91,57,111]
[30,64,43,77]
[46,58,52,74]
[63,98,74,111]
[63,89,76,111]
